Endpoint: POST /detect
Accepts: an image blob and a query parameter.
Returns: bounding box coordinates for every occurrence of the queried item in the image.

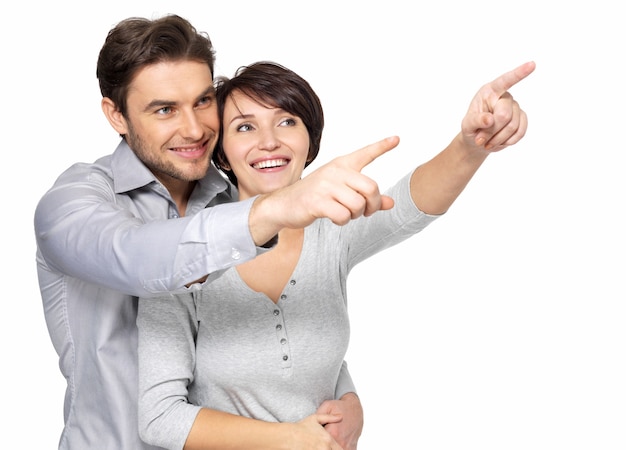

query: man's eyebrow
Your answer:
[200,85,216,98]
[144,99,176,112]
[195,85,216,104]
[143,86,216,112]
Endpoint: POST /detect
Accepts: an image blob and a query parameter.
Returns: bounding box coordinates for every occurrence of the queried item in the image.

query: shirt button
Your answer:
[280,338,287,345]
[282,355,289,361]
[231,248,241,260]
[276,324,282,331]
[273,309,280,316]
[280,294,287,300]
[290,279,296,285]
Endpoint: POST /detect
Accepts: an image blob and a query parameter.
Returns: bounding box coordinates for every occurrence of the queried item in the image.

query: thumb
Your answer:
[462,111,495,142]
[380,195,395,211]
[317,413,343,426]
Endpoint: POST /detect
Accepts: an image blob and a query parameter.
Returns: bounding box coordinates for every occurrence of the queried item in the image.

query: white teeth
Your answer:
[253,159,288,169]
[176,147,200,152]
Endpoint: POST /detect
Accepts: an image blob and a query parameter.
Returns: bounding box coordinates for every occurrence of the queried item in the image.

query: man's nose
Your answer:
[180,110,204,140]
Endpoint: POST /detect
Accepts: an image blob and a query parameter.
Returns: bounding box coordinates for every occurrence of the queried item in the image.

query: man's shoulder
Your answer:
[54,154,115,186]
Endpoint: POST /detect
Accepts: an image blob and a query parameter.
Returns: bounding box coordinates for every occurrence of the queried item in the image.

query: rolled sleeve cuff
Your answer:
[174,198,259,281]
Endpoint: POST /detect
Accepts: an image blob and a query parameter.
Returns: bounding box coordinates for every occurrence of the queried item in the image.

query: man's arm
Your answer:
[315,361,363,450]
[34,178,261,297]
[317,392,363,450]
[35,137,398,296]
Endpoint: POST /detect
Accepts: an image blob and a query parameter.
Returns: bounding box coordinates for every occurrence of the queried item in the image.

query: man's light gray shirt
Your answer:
[34,140,263,450]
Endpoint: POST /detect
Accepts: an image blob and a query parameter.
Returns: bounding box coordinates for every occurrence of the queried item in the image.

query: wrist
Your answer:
[249,194,281,246]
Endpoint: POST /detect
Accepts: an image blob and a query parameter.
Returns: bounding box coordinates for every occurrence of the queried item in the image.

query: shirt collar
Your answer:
[109,139,231,198]
[111,139,156,194]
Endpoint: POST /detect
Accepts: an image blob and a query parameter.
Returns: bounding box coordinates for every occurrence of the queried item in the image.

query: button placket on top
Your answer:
[271,306,291,369]
[272,278,297,369]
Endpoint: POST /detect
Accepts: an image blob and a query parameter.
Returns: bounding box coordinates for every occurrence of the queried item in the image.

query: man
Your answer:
[35,14,397,450]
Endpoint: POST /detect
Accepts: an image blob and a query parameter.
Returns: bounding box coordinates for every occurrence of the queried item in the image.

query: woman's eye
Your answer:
[236,124,252,132]
[280,118,297,126]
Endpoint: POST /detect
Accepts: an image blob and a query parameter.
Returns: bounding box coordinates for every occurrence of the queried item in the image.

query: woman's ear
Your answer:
[214,152,231,170]
[101,97,129,135]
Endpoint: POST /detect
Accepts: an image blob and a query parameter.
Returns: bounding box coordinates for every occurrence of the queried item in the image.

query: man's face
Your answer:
[122,60,219,189]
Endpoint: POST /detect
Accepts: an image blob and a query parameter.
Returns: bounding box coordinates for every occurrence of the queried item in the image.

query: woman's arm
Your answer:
[137,291,345,450]
[410,61,535,215]
[184,408,343,450]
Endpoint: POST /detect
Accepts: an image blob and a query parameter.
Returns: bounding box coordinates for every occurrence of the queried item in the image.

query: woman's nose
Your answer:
[257,128,280,151]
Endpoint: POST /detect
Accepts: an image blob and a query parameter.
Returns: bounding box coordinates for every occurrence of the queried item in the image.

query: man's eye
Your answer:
[156,106,172,115]
[198,96,214,107]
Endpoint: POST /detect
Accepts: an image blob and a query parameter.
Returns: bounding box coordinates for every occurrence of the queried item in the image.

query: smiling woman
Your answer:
[136,60,534,450]
[217,66,318,198]
[213,61,324,190]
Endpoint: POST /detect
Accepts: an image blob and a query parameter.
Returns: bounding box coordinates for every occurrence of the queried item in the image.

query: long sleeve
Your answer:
[335,361,356,399]
[137,292,203,450]
[34,143,261,297]
[343,171,440,270]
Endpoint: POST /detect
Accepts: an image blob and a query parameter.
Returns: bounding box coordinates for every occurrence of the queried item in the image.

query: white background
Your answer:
[3,1,625,448]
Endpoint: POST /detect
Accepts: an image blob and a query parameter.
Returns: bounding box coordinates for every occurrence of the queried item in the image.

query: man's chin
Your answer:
[182,162,211,181]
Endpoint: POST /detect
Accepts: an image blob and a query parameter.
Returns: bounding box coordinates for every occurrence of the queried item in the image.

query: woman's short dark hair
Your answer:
[213,61,324,186]
[96,14,216,117]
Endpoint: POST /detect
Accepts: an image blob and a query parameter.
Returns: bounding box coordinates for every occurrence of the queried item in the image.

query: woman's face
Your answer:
[221,90,310,200]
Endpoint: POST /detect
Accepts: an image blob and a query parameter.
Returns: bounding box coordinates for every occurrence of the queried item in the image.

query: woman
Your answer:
[137,60,534,450]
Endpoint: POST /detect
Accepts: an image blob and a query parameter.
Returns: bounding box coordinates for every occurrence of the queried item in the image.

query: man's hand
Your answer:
[317,393,364,450]
[249,136,399,245]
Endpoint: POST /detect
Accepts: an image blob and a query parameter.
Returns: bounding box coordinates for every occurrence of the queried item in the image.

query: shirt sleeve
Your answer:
[344,171,440,269]
[137,291,202,450]
[34,166,262,297]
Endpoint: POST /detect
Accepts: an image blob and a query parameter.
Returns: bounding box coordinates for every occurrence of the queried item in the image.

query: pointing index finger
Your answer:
[489,61,536,97]
[344,136,400,171]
